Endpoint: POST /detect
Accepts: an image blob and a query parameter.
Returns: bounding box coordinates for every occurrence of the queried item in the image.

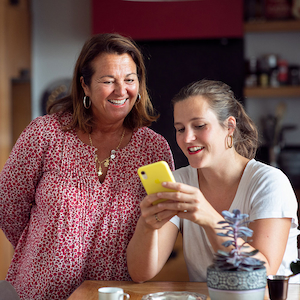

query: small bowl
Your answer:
[141,291,207,300]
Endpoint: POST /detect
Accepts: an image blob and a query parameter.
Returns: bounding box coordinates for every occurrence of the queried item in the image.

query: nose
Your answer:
[183,128,196,143]
[114,82,126,96]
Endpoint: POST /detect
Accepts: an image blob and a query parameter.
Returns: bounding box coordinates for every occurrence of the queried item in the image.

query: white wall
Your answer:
[31,0,91,118]
[244,31,300,146]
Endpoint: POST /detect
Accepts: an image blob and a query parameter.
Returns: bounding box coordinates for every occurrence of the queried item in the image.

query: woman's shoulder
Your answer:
[245,159,287,180]
[243,159,293,191]
[19,113,72,145]
[26,112,72,132]
[129,127,174,168]
[136,126,162,137]
[241,161,298,225]
[134,127,169,144]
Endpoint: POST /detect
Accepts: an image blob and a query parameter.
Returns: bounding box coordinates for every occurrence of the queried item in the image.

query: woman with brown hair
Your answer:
[0,33,174,299]
[127,79,299,283]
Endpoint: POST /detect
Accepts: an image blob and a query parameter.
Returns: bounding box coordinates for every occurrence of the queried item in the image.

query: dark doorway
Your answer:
[137,38,244,168]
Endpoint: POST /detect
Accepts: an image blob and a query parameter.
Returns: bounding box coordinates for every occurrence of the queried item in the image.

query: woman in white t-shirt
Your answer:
[127,79,299,283]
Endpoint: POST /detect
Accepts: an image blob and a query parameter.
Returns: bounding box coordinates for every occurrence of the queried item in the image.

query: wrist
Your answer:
[201,212,224,233]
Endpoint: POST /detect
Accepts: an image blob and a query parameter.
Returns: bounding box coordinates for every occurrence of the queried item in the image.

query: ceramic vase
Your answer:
[206,265,267,300]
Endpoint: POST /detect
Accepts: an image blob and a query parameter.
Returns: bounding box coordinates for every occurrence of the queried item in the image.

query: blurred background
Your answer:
[0,0,300,280]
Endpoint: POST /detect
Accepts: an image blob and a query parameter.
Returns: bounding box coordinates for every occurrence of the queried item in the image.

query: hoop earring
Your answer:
[135,94,141,105]
[83,96,91,109]
[227,135,233,148]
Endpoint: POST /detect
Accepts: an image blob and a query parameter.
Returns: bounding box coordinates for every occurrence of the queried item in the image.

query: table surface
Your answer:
[67,281,300,300]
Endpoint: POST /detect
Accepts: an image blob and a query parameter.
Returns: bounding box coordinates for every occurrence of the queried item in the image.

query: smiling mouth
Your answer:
[108,98,128,105]
[188,146,204,154]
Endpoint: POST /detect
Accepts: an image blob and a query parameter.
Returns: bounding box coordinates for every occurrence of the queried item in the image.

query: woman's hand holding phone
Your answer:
[138,161,215,227]
[138,161,177,205]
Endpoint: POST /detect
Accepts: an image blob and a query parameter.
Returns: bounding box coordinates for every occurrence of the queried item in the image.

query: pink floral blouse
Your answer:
[0,113,174,300]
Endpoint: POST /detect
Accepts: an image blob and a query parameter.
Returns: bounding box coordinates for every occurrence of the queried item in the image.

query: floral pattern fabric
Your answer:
[0,113,174,300]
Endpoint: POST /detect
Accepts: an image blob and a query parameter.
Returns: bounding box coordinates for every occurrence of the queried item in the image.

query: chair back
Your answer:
[0,281,20,300]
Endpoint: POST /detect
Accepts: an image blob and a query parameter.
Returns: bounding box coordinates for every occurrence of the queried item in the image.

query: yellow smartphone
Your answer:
[137,161,177,205]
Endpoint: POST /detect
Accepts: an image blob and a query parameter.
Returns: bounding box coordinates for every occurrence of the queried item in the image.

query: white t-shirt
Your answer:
[171,159,300,282]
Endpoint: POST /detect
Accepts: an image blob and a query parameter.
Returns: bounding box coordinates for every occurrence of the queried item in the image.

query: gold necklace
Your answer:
[89,129,125,177]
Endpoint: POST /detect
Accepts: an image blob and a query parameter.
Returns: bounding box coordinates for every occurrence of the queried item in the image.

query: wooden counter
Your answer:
[67,280,300,300]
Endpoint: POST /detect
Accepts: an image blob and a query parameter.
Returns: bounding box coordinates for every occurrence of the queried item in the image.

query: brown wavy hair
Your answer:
[171,79,259,159]
[48,33,158,132]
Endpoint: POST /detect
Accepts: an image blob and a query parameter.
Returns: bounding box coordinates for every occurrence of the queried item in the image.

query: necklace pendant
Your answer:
[97,167,103,176]
[110,149,116,160]
[104,158,110,168]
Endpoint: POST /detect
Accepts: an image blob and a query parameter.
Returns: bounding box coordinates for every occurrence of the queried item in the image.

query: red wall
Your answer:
[92,0,243,40]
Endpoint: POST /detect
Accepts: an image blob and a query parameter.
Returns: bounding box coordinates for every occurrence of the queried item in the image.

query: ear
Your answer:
[227,116,236,135]
[80,76,89,96]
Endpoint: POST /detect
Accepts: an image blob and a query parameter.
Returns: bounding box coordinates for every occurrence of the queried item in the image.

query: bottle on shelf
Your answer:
[258,56,270,87]
[245,53,300,88]
[265,54,280,87]
[278,59,289,85]
[245,56,258,87]
[289,65,300,85]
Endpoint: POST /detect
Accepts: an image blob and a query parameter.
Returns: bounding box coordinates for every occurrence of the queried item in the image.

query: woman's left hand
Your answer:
[156,181,221,228]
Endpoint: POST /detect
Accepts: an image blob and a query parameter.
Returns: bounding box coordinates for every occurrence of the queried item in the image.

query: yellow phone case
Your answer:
[137,161,176,205]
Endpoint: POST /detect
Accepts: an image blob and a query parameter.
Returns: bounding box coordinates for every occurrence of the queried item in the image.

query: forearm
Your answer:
[127,218,162,282]
[127,217,178,283]
[0,118,45,246]
[199,209,231,253]
[248,218,292,275]
[203,216,290,275]
[0,163,33,247]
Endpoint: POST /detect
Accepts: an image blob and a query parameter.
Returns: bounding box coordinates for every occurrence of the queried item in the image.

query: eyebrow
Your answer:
[174,117,205,126]
[99,73,137,79]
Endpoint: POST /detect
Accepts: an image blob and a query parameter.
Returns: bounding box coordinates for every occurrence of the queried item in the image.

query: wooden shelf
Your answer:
[244,19,300,32]
[244,86,300,98]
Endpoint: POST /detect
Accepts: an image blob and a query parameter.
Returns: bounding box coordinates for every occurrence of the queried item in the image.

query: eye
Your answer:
[176,127,185,133]
[196,124,205,129]
[103,80,114,84]
[125,78,135,84]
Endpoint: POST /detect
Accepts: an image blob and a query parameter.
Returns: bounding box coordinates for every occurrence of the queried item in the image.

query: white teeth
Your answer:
[189,146,203,152]
[108,98,127,105]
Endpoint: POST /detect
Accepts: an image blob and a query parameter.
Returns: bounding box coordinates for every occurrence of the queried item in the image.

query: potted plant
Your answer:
[207,209,267,300]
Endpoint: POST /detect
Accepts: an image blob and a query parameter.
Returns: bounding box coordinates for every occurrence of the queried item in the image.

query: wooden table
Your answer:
[67,281,300,300]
